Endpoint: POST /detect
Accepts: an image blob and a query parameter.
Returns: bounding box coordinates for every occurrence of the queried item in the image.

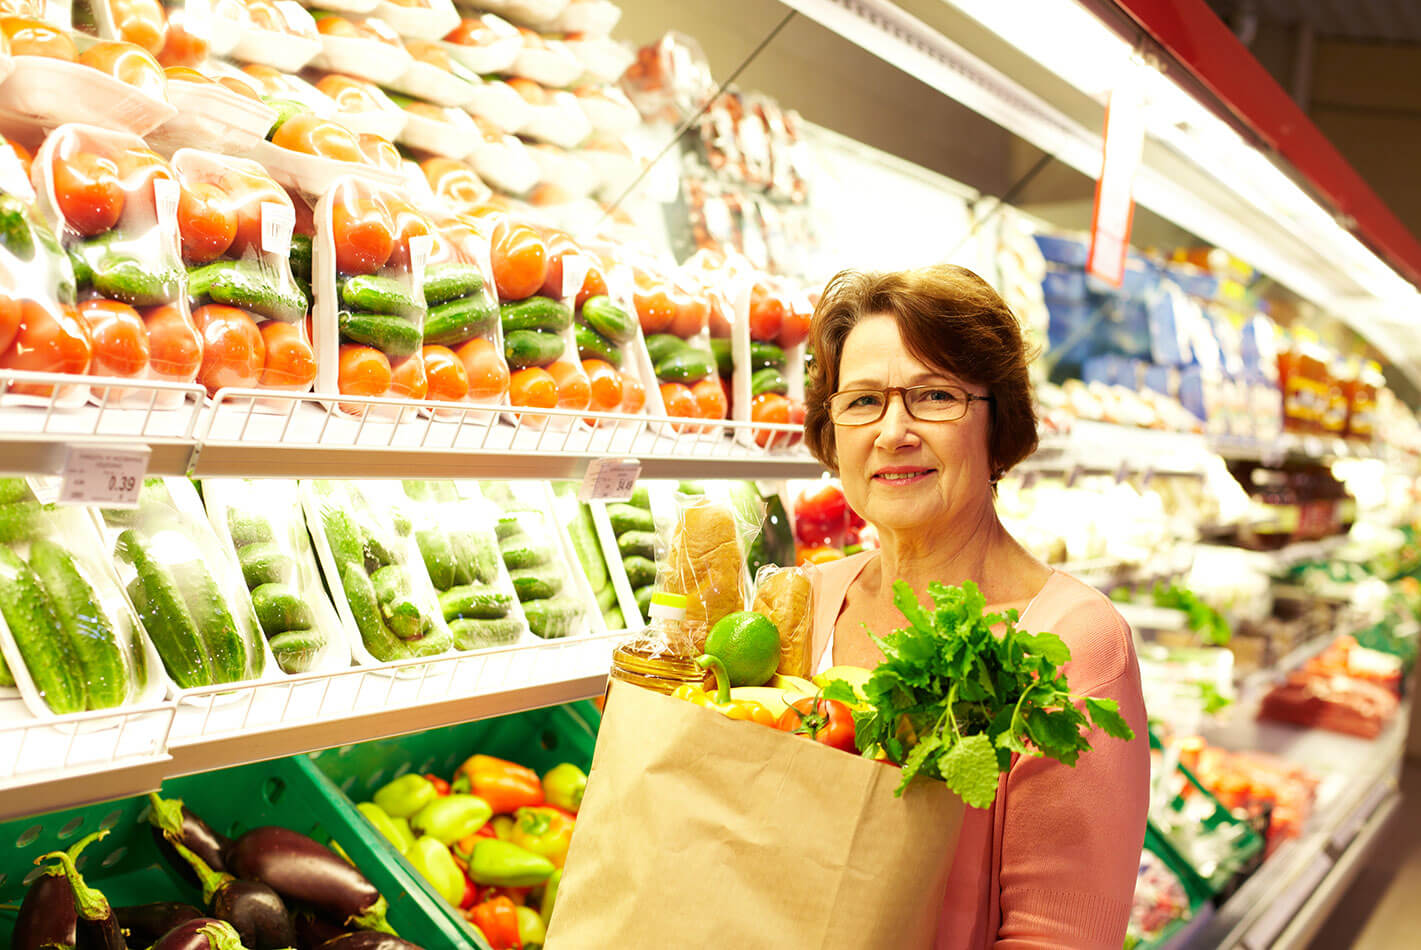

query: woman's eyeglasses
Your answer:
[827,385,993,426]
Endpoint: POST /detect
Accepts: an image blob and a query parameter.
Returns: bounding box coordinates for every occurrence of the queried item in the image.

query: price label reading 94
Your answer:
[59,445,151,508]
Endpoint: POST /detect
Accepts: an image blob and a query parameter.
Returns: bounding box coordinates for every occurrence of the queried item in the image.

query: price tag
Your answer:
[408,233,432,290]
[153,177,180,248]
[261,201,294,256]
[58,445,150,508]
[578,457,641,502]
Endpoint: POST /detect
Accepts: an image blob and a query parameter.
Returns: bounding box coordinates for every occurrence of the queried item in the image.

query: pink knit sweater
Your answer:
[810,553,1150,949]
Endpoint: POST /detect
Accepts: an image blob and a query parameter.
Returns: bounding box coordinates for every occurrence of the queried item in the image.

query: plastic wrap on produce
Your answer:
[386,42,480,108]
[751,562,815,679]
[656,488,760,653]
[440,12,520,75]
[227,0,321,72]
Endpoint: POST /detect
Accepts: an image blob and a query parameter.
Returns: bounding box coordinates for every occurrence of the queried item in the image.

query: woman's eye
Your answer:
[920,389,958,403]
[848,394,881,409]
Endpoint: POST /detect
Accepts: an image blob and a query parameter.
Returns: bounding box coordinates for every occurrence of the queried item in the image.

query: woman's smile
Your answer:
[871,465,936,485]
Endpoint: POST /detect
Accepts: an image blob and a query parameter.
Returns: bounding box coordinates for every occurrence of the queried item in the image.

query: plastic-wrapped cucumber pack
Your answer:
[202,478,349,674]
[478,481,593,640]
[97,477,267,690]
[0,477,163,717]
[551,481,633,632]
[397,480,531,651]
[302,479,454,665]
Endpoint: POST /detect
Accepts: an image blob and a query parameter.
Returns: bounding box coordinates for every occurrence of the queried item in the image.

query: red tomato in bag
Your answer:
[775,697,856,752]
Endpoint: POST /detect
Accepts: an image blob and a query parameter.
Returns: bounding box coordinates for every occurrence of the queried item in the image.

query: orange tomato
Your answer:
[423,345,469,402]
[241,63,287,98]
[634,280,675,335]
[539,231,576,300]
[0,294,21,354]
[777,305,811,350]
[748,283,786,343]
[142,304,201,380]
[578,261,608,309]
[581,359,622,411]
[0,301,92,395]
[270,113,365,165]
[668,289,708,339]
[259,321,316,389]
[192,304,264,393]
[314,15,358,37]
[360,135,402,172]
[157,7,208,67]
[0,17,76,60]
[384,199,433,273]
[658,382,696,419]
[52,152,124,237]
[78,299,149,378]
[316,74,382,113]
[330,188,394,276]
[390,354,428,400]
[548,360,589,411]
[218,76,261,100]
[750,391,790,448]
[690,376,727,429]
[178,181,237,264]
[491,221,547,301]
[338,343,391,398]
[508,366,556,408]
[422,158,488,212]
[455,337,509,401]
[112,0,167,55]
[506,76,549,106]
[619,369,645,413]
[78,41,167,100]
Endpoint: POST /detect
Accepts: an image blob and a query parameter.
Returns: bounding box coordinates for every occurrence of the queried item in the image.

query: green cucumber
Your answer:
[0,478,32,504]
[0,194,34,259]
[169,559,251,683]
[504,329,565,370]
[0,545,85,714]
[579,295,635,343]
[654,348,715,383]
[402,480,457,503]
[0,500,45,544]
[606,503,654,536]
[494,519,523,542]
[616,530,656,560]
[500,296,571,333]
[644,333,687,366]
[0,652,12,687]
[93,255,181,307]
[501,542,551,571]
[405,622,453,658]
[321,504,367,573]
[423,295,497,346]
[339,274,423,318]
[751,366,788,396]
[415,527,459,590]
[28,539,129,711]
[595,581,617,613]
[574,323,621,367]
[709,338,732,377]
[238,542,295,589]
[438,583,513,621]
[268,628,323,674]
[604,606,624,630]
[250,582,314,637]
[67,243,93,292]
[522,596,582,639]
[451,530,498,586]
[342,564,404,662]
[563,502,607,592]
[623,555,656,588]
[289,233,313,283]
[450,617,523,650]
[227,511,275,548]
[628,485,651,511]
[423,263,485,305]
[371,565,427,640]
[508,568,562,601]
[187,260,306,322]
[751,341,787,371]
[339,311,422,359]
[635,584,653,617]
[116,530,214,688]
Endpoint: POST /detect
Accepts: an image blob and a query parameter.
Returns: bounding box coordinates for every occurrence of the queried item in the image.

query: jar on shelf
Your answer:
[606,592,707,699]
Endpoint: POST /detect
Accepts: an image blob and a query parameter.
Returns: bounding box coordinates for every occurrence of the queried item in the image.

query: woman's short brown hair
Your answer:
[804,264,1039,479]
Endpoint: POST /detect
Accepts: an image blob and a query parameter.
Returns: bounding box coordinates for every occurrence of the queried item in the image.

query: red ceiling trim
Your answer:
[1108,0,1421,289]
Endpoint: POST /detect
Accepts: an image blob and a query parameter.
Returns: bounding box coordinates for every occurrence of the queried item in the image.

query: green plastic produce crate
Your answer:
[0,755,474,948]
[1135,823,1215,950]
[303,700,602,945]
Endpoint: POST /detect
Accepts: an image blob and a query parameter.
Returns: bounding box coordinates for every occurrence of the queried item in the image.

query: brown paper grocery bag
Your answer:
[545,681,965,949]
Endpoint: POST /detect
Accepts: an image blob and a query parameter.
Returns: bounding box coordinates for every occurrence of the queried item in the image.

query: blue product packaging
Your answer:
[1033,233,1090,267]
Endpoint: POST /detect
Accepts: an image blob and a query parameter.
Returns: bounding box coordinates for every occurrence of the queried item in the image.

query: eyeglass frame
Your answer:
[827,385,994,426]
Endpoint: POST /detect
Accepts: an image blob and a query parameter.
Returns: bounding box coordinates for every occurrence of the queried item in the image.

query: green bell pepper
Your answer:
[357,802,410,854]
[467,838,556,888]
[407,835,465,907]
[539,868,561,928]
[541,763,586,814]
[373,773,437,818]
[516,905,547,947]
[410,794,492,846]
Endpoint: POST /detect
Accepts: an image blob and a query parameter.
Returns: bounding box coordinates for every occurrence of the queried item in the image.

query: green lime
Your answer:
[705,611,781,686]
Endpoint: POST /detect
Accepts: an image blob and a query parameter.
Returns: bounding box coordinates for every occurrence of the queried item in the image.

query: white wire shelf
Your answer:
[0,631,619,821]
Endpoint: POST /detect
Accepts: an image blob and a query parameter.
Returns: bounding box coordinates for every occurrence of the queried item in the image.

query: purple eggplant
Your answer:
[116,902,205,947]
[148,792,230,888]
[224,827,394,933]
[294,910,351,950]
[37,831,123,950]
[167,836,297,950]
[13,866,77,950]
[316,934,427,950]
[152,918,247,950]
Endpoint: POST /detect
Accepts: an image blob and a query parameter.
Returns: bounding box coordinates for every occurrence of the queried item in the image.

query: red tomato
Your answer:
[577,260,607,309]
[581,358,622,411]
[748,282,785,343]
[0,294,21,355]
[157,6,209,67]
[142,304,201,380]
[217,166,286,259]
[0,301,92,395]
[689,376,726,421]
[338,343,391,398]
[52,152,124,237]
[750,391,790,448]
[78,299,149,378]
[508,366,556,408]
[423,344,469,402]
[548,359,590,411]
[491,221,547,301]
[259,321,316,389]
[111,0,167,55]
[456,337,509,402]
[775,697,856,752]
[270,113,364,164]
[78,40,167,100]
[795,482,849,547]
[668,288,708,339]
[0,17,77,60]
[384,199,433,273]
[331,189,395,276]
[192,304,264,393]
[777,304,811,350]
[539,231,576,300]
[633,278,675,335]
[390,353,428,400]
[178,181,237,264]
[422,158,488,212]
[618,369,645,413]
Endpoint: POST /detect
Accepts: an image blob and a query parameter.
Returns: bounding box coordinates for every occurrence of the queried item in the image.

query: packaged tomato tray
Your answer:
[558,237,653,426]
[0,476,165,718]
[416,156,492,216]
[628,254,725,433]
[313,175,432,416]
[171,149,315,397]
[32,124,203,408]
[309,12,414,85]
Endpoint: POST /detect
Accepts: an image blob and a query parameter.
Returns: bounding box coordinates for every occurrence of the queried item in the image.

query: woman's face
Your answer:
[833,314,994,537]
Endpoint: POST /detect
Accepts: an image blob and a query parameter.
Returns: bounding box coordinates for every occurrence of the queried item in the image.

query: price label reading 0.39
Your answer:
[59,445,151,508]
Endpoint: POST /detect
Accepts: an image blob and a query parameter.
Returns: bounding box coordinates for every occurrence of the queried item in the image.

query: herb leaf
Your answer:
[938,733,1000,809]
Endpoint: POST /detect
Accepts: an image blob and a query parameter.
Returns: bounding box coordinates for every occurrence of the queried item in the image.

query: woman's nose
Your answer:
[874,394,919,448]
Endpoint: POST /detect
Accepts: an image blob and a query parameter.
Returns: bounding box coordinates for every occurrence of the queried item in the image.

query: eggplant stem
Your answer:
[199,920,246,950]
[168,837,234,906]
[349,894,397,935]
[36,831,111,922]
[146,791,187,838]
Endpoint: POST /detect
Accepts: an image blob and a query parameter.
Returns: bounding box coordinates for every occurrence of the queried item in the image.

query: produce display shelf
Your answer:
[1186,703,1408,949]
[0,631,618,822]
[1028,421,1215,478]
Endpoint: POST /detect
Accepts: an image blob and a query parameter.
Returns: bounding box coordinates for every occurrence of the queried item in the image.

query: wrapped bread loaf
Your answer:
[663,498,745,650]
[753,566,813,677]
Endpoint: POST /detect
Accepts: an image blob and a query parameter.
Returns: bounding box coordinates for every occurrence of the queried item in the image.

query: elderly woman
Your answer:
[804,265,1149,948]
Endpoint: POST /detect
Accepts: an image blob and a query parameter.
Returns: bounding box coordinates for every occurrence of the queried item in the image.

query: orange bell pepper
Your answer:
[468,896,521,950]
[455,755,545,814]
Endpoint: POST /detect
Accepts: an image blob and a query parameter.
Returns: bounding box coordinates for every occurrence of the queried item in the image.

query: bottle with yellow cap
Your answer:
[606,592,708,699]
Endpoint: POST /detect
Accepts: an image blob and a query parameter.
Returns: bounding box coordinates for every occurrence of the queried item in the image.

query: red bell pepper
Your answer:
[469,896,521,950]
[426,773,451,796]
[457,755,544,815]
[460,871,480,910]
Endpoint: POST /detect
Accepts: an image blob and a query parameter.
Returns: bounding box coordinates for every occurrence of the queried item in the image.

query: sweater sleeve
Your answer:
[992,612,1150,948]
